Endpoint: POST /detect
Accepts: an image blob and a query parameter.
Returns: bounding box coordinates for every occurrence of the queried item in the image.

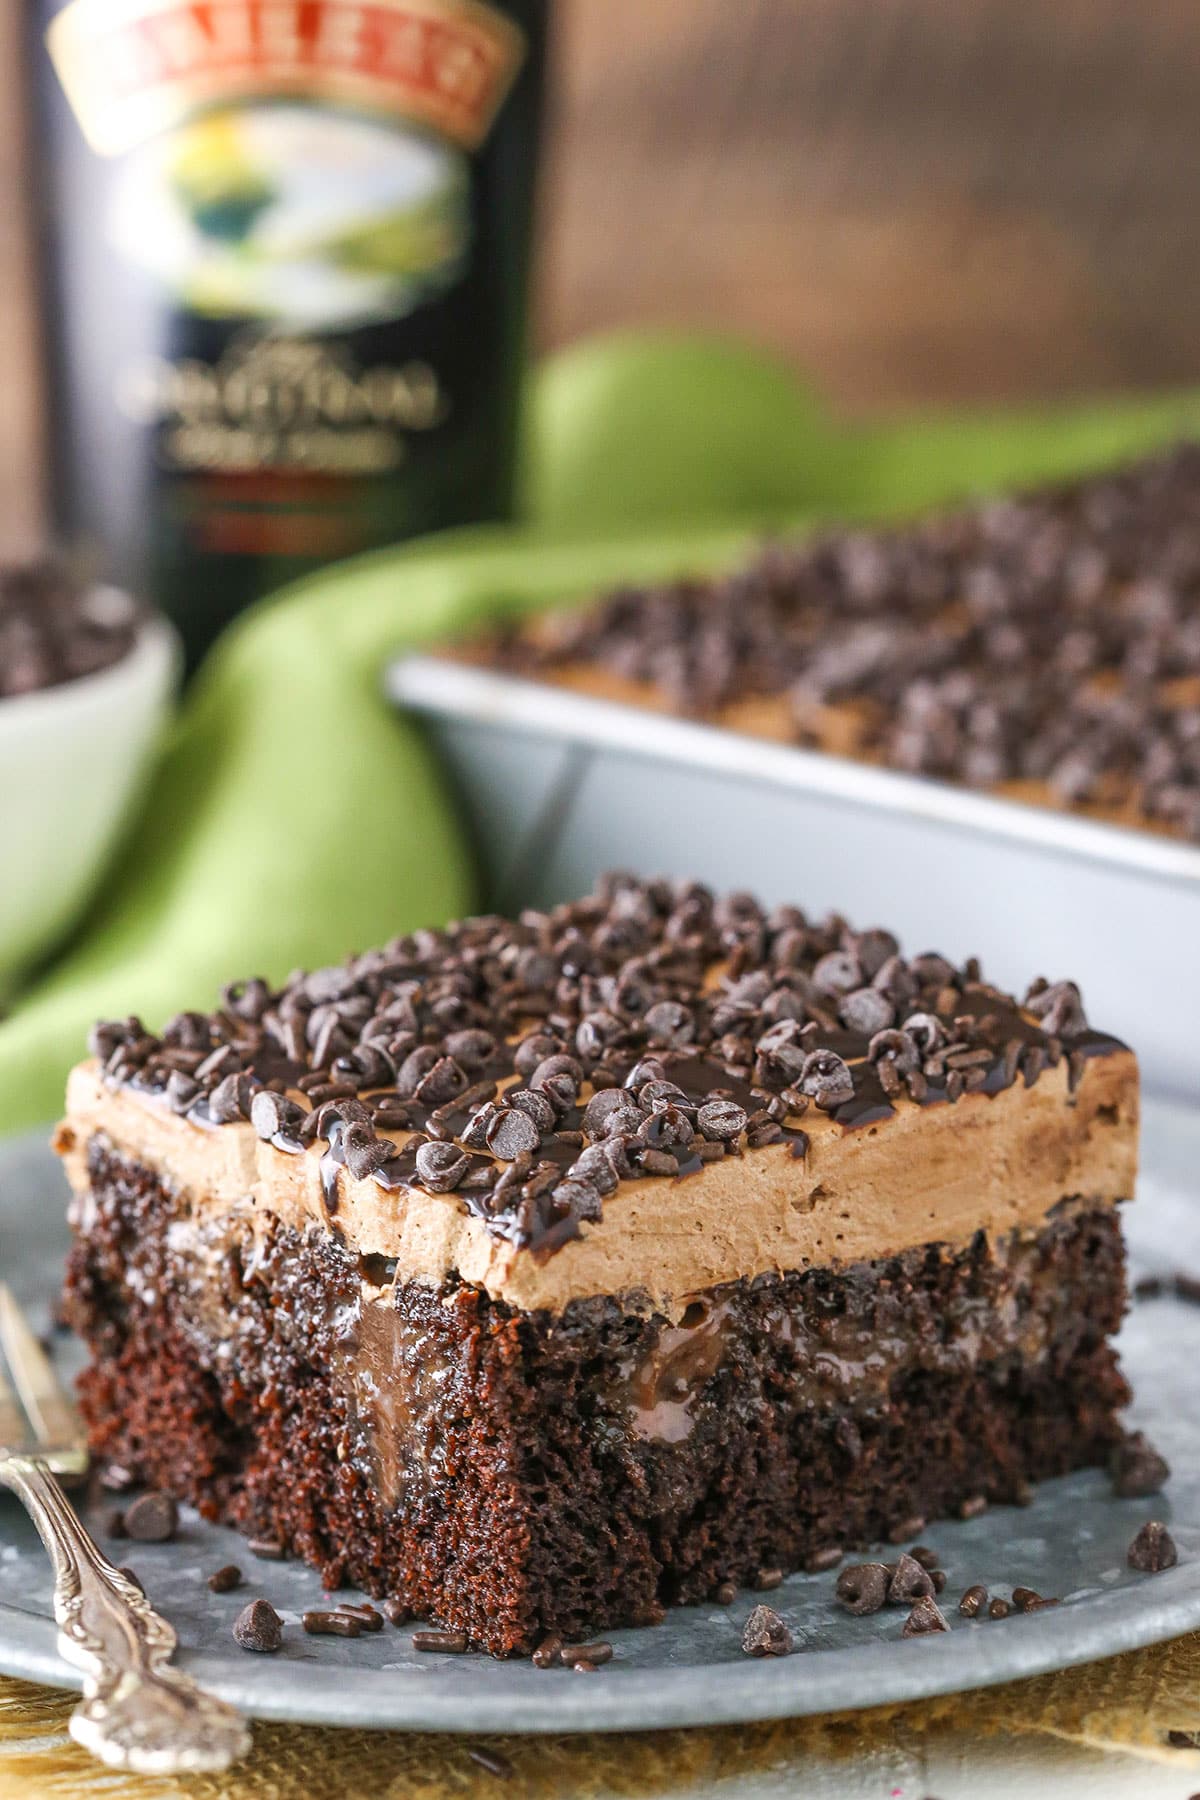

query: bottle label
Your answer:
[43,0,527,546]
[48,0,525,156]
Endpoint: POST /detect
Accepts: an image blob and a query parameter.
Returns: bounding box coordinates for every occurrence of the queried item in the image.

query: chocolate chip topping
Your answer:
[493,445,1200,842]
[741,1603,794,1657]
[122,1491,178,1543]
[0,561,142,702]
[888,1552,936,1606]
[958,1583,988,1617]
[835,1561,890,1616]
[88,875,1122,1256]
[901,1595,949,1636]
[1128,1520,1178,1573]
[233,1598,283,1653]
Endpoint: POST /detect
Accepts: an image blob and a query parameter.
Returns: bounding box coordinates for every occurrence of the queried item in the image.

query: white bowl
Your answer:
[0,606,179,996]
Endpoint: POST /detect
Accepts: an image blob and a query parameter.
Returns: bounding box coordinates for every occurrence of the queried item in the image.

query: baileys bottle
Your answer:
[33,0,547,668]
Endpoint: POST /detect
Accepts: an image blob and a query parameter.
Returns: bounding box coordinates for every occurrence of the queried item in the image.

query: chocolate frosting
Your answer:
[80,875,1128,1260]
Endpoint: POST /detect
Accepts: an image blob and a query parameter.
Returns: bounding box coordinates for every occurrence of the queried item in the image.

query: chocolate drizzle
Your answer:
[87,876,1126,1255]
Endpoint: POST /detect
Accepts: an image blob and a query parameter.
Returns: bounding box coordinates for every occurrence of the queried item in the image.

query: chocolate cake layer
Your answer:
[64,1137,1129,1655]
[478,444,1200,842]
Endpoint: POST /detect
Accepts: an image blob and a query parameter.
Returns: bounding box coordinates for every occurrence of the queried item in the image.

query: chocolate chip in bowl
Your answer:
[0,561,141,702]
[0,560,177,995]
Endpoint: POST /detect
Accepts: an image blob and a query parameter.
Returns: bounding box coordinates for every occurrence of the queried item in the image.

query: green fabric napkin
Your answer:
[5,331,1200,1134]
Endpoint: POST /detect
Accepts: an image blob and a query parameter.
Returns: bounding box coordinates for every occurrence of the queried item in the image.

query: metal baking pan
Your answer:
[387,655,1199,1100]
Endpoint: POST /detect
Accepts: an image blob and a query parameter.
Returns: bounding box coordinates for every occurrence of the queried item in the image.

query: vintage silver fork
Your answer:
[0,1282,251,1773]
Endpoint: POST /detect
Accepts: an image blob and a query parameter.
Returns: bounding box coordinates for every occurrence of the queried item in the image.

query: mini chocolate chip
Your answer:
[513,1034,560,1077]
[959,1494,989,1520]
[505,1088,557,1133]
[562,1640,614,1668]
[640,1104,695,1152]
[532,1634,563,1668]
[412,1629,469,1653]
[644,1000,695,1047]
[959,1584,988,1617]
[799,1048,855,1108]
[838,987,894,1036]
[888,1553,935,1605]
[415,1056,468,1106]
[529,1053,583,1093]
[714,1581,737,1605]
[741,1604,794,1657]
[1024,978,1088,1038]
[901,1595,948,1636]
[249,1089,305,1143]
[303,1610,362,1637]
[539,1071,579,1114]
[382,1597,411,1625]
[341,1123,394,1181]
[395,1044,438,1097]
[636,1147,680,1176]
[1111,1432,1171,1498]
[486,1106,542,1160]
[207,1564,243,1593]
[836,1562,890,1615]
[414,1140,470,1192]
[234,1599,283,1653]
[811,950,861,997]
[909,1545,939,1570]
[122,1491,178,1543]
[754,1566,783,1591]
[1128,1520,1178,1573]
[581,1087,631,1136]
[336,1603,384,1631]
[444,1029,496,1069]
[988,1597,1011,1619]
[747,1121,784,1148]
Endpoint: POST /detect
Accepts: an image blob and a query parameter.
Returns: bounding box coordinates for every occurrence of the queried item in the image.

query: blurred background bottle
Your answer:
[31,0,548,670]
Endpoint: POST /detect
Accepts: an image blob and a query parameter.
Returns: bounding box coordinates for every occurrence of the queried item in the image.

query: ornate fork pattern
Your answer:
[0,1283,251,1773]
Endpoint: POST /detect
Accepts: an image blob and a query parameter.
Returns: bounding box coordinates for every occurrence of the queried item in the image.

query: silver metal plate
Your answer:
[387,655,1200,1100]
[1,1108,1198,1735]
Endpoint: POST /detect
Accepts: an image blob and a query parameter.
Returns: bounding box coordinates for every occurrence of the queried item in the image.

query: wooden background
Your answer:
[5,0,1200,543]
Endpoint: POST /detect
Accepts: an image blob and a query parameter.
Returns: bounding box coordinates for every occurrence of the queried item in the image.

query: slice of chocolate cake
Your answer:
[56,877,1138,1655]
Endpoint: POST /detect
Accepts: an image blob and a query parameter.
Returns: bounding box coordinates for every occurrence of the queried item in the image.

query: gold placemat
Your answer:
[3,1634,1200,1798]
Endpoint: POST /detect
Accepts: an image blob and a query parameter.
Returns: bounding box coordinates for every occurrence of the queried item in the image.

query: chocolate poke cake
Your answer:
[56,877,1139,1655]
[479,443,1200,842]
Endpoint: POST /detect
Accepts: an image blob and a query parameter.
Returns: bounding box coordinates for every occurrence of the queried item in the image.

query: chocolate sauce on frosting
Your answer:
[85,877,1126,1257]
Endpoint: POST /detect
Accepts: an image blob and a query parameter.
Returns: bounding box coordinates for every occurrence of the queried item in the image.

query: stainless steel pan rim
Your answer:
[388,656,1200,889]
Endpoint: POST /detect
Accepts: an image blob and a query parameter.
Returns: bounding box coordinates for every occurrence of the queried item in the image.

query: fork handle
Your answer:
[0,1455,250,1773]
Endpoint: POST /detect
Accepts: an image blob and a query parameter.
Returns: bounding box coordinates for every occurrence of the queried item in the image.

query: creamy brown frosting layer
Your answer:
[67,877,1134,1269]
[59,1044,1137,1315]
